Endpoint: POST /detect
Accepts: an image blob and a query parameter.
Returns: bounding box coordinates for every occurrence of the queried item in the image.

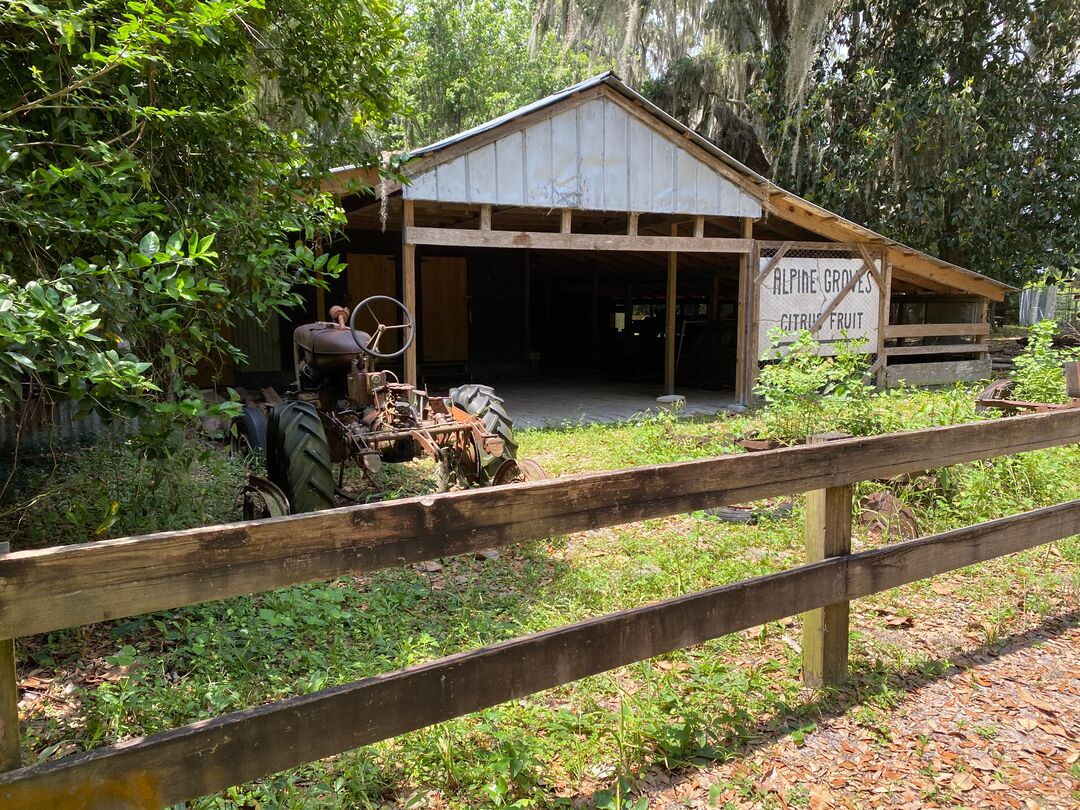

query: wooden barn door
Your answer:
[347,254,400,353]
[420,257,469,362]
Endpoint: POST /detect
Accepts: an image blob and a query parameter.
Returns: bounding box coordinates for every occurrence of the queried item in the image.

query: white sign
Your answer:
[757,254,880,356]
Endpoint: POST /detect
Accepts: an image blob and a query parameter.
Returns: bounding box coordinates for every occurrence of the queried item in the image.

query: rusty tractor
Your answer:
[236,295,543,516]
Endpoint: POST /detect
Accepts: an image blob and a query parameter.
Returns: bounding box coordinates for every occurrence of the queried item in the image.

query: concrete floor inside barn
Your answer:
[489,379,741,429]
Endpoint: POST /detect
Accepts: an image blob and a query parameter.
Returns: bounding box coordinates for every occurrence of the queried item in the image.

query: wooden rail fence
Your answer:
[1,410,1079,809]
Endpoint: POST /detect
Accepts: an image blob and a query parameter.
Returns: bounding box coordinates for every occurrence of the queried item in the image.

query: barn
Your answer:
[233,72,1011,417]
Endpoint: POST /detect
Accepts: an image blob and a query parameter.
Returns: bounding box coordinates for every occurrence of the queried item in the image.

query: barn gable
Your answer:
[403,94,762,219]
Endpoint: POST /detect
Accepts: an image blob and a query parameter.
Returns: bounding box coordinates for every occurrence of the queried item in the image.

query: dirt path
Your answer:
[635,613,1079,809]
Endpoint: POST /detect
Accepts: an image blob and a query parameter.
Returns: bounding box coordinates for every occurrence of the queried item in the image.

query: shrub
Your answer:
[754,329,881,443]
[1011,320,1078,403]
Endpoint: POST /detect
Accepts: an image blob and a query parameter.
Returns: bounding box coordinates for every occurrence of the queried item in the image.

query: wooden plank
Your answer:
[693,215,705,239]
[0,542,18,773]
[560,209,572,234]
[886,358,992,387]
[735,221,752,404]
[876,257,892,388]
[807,262,870,336]
[747,240,763,401]
[3,500,1077,809]
[753,241,793,285]
[479,205,491,231]
[886,323,990,339]
[802,444,851,688]
[666,226,677,394]
[420,258,468,362]
[627,212,639,236]
[403,227,751,254]
[401,201,417,386]
[884,343,988,357]
[347,255,399,353]
[2,410,1079,640]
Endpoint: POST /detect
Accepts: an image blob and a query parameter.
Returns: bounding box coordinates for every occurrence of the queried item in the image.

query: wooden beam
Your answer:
[876,257,892,388]
[2,410,1079,641]
[3,500,1076,809]
[807,263,871,336]
[403,226,751,254]
[560,209,572,234]
[802,444,851,688]
[666,224,677,394]
[627,212,639,236]
[0,543,18,773]
[886,323,989,339]
[753,241,794,285]
[767,192,1008,301]
[401,200,417,386]
[884,343,988,357]
[735,218,753,404]
[479,205,491,231]
[693,215,705,239]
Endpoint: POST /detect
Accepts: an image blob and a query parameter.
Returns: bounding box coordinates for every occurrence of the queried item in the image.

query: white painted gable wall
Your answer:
[404,97,762,218]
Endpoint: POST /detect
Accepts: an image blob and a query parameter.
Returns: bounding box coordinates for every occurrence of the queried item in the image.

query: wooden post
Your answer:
[560,209,572,234]
[735,217,753,404]
[876,256,892,388]
[627,212,639,236]
[523,251,531,366]
[0,542,19,772]
[590,267,599,371]
[665,224,678,395]
[402,200,417,387]
[479,204,492,231]
[802,440,852,688]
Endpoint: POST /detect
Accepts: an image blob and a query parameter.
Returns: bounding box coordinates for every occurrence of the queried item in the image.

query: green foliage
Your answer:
[400,0,600,145]
[0,436,251,546]
[1010,320,1077,403]
[780,0,1080,286]
[1,0,406,414]
[0,274,154,409]
[754,329,881,443]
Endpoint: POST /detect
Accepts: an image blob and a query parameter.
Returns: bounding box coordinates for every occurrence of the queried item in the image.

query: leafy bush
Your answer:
[754,329,882,443]
[0,436,250,549]
[1,0,406,418]
[1010,320,1078,403]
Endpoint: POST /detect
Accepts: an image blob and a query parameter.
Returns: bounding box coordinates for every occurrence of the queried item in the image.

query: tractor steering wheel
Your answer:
[348,295,415,360]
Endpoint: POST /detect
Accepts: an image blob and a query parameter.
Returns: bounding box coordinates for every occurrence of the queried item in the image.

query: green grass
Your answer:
[6,390,1080,808]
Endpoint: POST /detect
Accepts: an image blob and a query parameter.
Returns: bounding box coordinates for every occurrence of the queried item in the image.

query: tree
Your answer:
[780,0,1080,285]
[0,0,407,414]
[400,0,600,146]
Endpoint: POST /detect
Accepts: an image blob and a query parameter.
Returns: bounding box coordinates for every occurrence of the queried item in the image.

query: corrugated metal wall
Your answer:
[0,398,135,449]
[405,96,761,218]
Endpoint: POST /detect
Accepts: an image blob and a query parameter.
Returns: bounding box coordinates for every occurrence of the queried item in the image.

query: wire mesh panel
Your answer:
[756,243,883,357]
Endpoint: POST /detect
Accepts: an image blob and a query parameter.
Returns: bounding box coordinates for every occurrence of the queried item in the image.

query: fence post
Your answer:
[0,542,19,771]
[802,435,853,688]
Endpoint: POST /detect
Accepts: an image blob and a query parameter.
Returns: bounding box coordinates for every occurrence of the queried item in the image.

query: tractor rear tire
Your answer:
[449,384,518,484]
[267,401,335,514]
[231,406,268,454]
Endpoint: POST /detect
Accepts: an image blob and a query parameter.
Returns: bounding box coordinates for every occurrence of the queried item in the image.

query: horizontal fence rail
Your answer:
[0,410,1078,809]
[2,410,1080,640]
[2,500,1079,808]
